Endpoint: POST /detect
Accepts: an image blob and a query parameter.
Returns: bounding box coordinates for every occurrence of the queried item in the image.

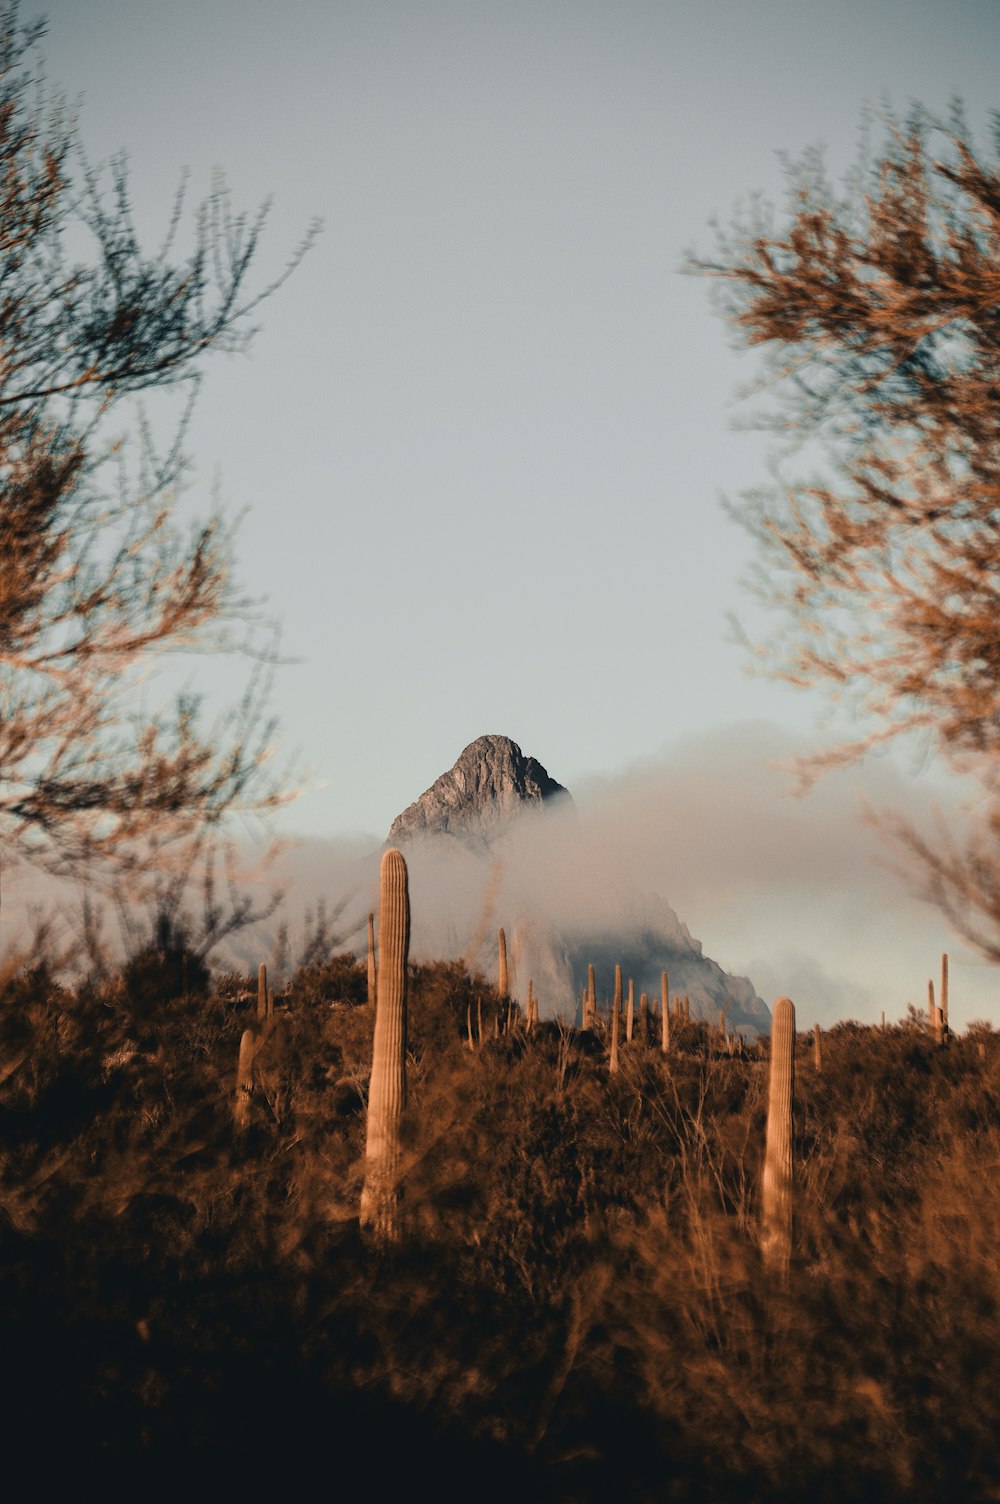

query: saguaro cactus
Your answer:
[584,964,597,1030]
[367,913,377,1007]
[813,1022,823,1072]
[360,848,410,1239]
[929,978,944,1047]
[610,964,622,1074]
[762,996,796,1274]
[234,1024,258,1131]
[639,992,649,1043]
[257,962,268,1022]
[661,971,670,1054]
[626,979,635,1043]
[498,927,509,999]
[941,952,949,1042]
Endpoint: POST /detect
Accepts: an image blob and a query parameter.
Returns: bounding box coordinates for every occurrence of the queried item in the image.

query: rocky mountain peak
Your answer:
[387,734,571,846]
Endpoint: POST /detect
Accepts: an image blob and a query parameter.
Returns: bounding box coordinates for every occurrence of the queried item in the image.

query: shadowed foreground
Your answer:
[3,955,1000,1500]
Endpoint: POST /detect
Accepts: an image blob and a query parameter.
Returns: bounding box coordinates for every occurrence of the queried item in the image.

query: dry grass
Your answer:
[3,959,1000,1499]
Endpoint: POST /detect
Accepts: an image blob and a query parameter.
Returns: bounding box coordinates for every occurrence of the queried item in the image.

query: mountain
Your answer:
[385,735,770,1036]
[388,734,571,848]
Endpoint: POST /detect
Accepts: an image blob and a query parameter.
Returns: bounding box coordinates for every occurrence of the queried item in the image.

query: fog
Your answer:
[6,719,998,1032]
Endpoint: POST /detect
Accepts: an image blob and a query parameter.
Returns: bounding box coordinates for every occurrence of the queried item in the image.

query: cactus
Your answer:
[661,971,670,1054]
[625,979,635,1043]
[813,1022,822,1072]
[234,1024,258,1131]
[639,992,649,1043]
[928,978,944,1046]
[367,912,377,1007]
[257,962,268,1022]
[609,964,622,1074]
[360,848,410,1239]
[584,964,596,1031]
[762,996,795,1274]
[683,994,690,1023]
[941,952,949,1042]
[466,1002,474,1050]
[498,926,509,999]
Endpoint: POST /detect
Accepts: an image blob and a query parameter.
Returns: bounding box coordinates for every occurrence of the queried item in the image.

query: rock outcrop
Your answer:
[388,734,570,848]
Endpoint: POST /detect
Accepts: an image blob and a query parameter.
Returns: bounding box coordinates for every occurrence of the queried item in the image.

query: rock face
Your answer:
[387,734,570,848]
[384,734,770,1035]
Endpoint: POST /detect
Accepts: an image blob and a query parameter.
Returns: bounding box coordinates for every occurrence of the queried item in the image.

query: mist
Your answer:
[216,720,995,1031]
[6,719,996,1032]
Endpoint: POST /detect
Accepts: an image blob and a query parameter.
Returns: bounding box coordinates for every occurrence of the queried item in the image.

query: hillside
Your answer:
[3,943,1000,1499]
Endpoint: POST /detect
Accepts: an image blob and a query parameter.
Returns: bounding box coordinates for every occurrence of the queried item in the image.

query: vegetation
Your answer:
[4,934,1000,1500]
[0,3,316,909]
[691,105,1000,959]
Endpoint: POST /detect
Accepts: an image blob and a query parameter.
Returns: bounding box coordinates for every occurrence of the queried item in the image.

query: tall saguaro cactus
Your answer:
[941,952,949,1042]
[661,971,670,1054]
[361,848,410,1239]
[584,964,597,1031]
[367,913,377,1008]
[929,978,943,1047]
[257,962,268,1022]
[498,927,509,1000]
[762,996,796,1275]
[626,979,635,1043]
[609,964,622,1074]
[234,1024,258,1131]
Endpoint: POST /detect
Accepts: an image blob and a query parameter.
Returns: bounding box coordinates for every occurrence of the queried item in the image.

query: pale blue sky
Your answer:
[25,1,1000,1020]
[39,0,1000,837]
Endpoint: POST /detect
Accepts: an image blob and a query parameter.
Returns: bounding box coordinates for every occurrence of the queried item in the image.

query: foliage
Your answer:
[0,2,317,899]
[288,950,368,1007]
[691,104,1000,958]
[5,952,1000,1497]
[119,913,211,1018]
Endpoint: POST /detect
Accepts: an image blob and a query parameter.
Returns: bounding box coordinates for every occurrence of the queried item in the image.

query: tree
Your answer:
[690,104,1000,958]
[0,5,318,922]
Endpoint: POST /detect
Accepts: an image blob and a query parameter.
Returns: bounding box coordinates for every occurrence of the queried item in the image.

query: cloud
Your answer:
[6,719,995,1033]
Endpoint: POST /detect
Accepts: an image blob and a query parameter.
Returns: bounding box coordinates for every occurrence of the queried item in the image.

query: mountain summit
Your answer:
[383,734,768,1034]
[387,734,570,847]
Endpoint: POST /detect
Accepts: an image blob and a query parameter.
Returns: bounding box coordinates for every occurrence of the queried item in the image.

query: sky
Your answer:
[26,0,1000,1024]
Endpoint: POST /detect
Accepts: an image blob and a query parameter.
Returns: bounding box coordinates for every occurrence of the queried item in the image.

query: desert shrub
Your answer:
[6,960,1000,1500]
[120,913,211,1018]
[288,950,367,1006]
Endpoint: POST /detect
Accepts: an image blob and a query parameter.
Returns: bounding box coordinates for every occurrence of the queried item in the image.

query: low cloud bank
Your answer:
[253,721,996,1030]
[7,720,997,1032]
